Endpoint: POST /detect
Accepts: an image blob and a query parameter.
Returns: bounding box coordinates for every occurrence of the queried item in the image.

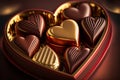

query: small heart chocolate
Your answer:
[14,35,40,57]
[64,47,90,73]
[16,14,45,37]
[63,3,91,21]
[16,20,39,35]
[47,19,79,46]
[32,45,60,70]
[81,17,106,44]
[28,14,45,37]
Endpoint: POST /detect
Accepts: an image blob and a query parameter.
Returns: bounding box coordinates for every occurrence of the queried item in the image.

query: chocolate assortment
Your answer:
[2,1,112,80]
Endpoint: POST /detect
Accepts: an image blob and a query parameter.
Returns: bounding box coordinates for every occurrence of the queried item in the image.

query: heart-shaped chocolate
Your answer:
[16,20,39,35]
[2,1,112,80]
[63,3,91,21]
[28,14,45,37]
[81,17,106,44]
[32,45,60,70]
[16,14,45,37]
[14,35,40,57]
[64,47,90,73]
[47,19,79,46]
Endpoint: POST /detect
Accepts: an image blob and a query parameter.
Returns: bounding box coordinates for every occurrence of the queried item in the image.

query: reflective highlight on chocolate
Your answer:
[47,19,79,46]
[14,35,40,57]
[81,17,106,44]
[32,45,60,70]
[64,47,90,73]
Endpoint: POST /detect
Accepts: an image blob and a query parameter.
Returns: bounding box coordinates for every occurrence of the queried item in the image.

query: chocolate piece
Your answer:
[28,14,45,37]
[63,3,91,21]
[14,35,40,57]
[46,19,79,46]
[16,14,45,37]
[64,47,90,73]
[81,17,106,44]
[16,20,39,36]
[32,45,60,70]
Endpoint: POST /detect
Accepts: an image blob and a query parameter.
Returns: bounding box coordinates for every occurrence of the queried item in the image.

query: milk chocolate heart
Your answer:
[81,17,106,44]
[16,20,39,35]
[28,14,45,37]
[47,19,79,46]
[16,14,45,37]
[64,47,90,73]
[63,3,91,21]
[14,35,40,57]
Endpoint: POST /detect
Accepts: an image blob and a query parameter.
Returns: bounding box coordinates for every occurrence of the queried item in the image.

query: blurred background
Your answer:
[0,0,120,80]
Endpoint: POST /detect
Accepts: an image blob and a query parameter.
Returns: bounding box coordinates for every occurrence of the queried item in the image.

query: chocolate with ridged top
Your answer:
[16,20,39,36]
[64,47,90,73]
[16,14,45,37]
[81,17,106,44]
[32,45,60,70]
[28,14,45,37]
[14,35,40,57]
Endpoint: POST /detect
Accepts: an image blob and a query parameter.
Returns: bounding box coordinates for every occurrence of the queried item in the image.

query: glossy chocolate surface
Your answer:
[64,47,90,73]
[63,3,91,21]
[1,1,111,80]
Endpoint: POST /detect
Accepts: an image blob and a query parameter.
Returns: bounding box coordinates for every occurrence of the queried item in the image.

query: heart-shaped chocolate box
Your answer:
[2,1,112,80]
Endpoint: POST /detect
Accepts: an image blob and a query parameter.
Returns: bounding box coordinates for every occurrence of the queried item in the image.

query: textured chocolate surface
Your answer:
[1,1,112,80]
[14,35,40,57]
[32,45,60,70]
[81,17,106,44]
[16,14,45,37]
[28,14,45,37]
[64,47,90,73]
[16,20,39,35]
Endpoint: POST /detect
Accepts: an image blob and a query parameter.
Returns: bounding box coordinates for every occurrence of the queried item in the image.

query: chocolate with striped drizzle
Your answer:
[32,45,60,70]
[64,47,90,73]
[81,17,106,44]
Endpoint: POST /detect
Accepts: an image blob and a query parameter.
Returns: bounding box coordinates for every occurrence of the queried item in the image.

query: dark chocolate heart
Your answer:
[14,35,40,57]
[16,14,45,37]
[81,17,106,44]
[64,47,90,73]
[63,3,91,21]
